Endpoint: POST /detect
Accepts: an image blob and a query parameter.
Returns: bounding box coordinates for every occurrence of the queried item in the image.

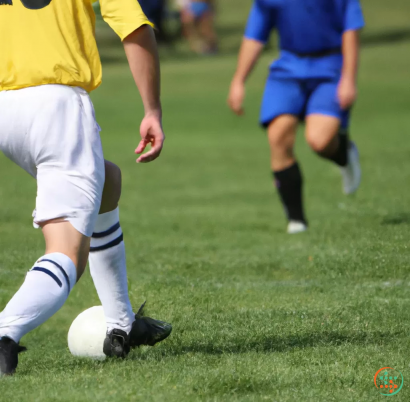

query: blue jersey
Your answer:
[245,0,365,79]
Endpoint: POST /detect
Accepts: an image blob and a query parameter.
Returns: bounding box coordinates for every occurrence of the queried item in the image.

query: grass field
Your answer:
[1,1,410,400]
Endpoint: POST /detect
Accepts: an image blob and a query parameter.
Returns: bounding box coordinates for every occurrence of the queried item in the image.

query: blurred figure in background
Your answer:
[179,0,218,54]
[228,0,364,234]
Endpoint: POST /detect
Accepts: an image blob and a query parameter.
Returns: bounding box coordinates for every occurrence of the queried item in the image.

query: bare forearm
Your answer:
[341,30,360,82]
[233,38,264,83]
[123,25,161,116]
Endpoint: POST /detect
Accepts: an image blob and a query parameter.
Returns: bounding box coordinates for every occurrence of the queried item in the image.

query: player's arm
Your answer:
[338,30,360,110]
[228,1,275,115]
[100,0,164,163]
[338,0,365,110]
[228,39,264,116]
[123,27,164,163]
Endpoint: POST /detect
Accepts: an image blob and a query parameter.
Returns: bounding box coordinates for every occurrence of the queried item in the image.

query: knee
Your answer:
[306,133,331,154]
[268,129,294,155]
[100,161,122,213]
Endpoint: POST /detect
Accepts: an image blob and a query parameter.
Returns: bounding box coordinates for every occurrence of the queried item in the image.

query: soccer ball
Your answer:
[67,306,107,360]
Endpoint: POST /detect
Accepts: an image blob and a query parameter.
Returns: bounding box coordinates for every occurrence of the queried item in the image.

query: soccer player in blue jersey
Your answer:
[228,0,364,233]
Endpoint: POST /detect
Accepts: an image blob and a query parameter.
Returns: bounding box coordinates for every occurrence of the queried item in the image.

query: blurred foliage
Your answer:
[95,0,410,62]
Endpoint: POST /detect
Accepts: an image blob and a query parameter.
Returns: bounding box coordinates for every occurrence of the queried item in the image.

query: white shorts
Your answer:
[0,85,105,237]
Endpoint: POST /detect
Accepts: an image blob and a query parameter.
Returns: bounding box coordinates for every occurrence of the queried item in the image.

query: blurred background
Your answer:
[94,0,410,58]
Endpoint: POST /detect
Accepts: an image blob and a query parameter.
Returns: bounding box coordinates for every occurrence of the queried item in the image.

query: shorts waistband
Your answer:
[281,47,342,58]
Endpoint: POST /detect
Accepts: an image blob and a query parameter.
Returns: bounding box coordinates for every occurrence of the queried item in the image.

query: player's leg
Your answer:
[0,221,89,376]
[261,78,308,233]
[305,80,361,194]
[0,85,104,375]
[42,221,90,278]
[197,5,218,54]
[181,4,199,53]
[0,221,90,346]
[305,113,341,160]
[89,161,171,358]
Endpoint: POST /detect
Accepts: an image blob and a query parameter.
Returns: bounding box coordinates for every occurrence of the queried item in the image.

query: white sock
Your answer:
[0,253,76,343]
[89,207,135,334]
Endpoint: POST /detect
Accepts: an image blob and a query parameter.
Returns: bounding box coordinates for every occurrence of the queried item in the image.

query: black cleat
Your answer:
[103,302,172,358]
[0,337,27,376]
[129,302,172,347]
[103,329,130,358]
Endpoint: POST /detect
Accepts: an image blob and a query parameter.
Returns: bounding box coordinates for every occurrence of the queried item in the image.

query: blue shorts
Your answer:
[188,2,210,18]
[260,77,349,128]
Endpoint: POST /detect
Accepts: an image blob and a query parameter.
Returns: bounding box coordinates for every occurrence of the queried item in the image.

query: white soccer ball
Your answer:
[68,306,107,360]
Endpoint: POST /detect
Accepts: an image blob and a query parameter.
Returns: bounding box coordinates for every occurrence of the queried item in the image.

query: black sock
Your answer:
[324,129,349,167]
[273,162,307,224]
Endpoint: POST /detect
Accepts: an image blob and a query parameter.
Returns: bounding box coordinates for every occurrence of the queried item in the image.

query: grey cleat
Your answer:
[340,141,361,195]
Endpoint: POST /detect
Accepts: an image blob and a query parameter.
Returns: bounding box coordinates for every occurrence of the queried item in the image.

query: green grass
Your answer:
[1,0,410,400]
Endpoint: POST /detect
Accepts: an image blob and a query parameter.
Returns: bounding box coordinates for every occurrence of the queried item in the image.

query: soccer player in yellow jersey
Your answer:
[0,0,172,375]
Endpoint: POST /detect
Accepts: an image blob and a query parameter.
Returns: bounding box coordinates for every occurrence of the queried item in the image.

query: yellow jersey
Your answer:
[0,0,152,92]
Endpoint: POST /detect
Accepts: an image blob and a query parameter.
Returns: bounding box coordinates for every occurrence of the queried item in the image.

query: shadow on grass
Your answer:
[362,28,410,47]
[16,330,402,377]
[132,329,401,361]
[381,213,410,226]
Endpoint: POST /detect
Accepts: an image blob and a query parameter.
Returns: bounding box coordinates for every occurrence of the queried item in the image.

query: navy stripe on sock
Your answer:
[90,233,124,252]
[31,267,62,288]
[39,259,71,292]
[92,222,121,239]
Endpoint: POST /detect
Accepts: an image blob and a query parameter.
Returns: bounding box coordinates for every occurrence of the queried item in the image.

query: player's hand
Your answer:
[227,78,245,116]
[337,76,357,110]
[135,113,165,163]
